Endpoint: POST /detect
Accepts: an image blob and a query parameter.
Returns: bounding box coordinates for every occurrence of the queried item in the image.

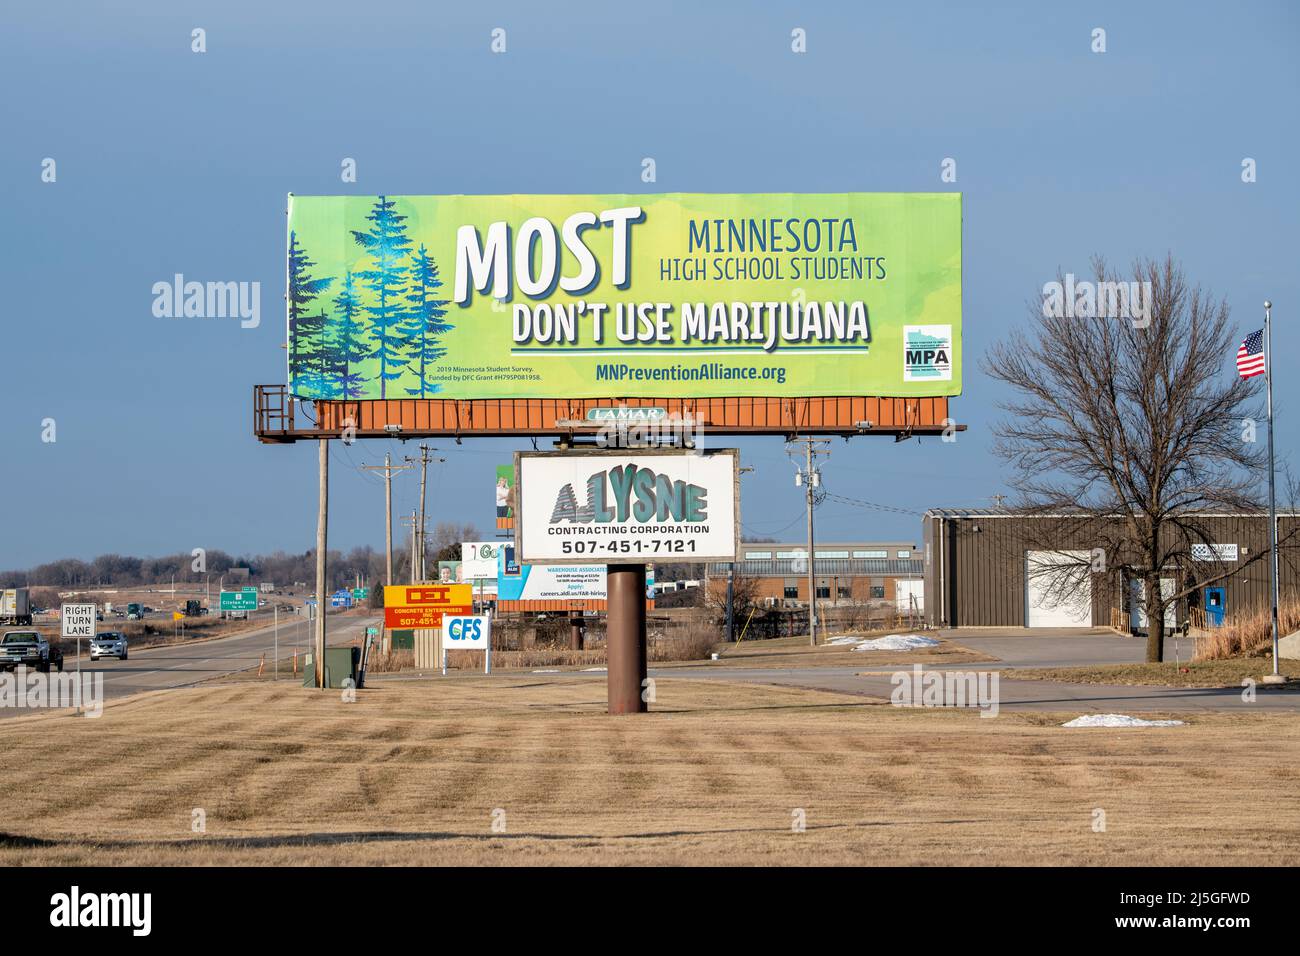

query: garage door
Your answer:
[1025,551,1093,628]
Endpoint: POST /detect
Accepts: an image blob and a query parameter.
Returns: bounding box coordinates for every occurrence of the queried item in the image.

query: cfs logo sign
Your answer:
[445,615,490,649]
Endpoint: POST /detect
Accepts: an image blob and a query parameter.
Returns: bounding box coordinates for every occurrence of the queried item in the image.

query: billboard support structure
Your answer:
[260,189,964,712]
[314,439,328,689]
[607,564,648,715]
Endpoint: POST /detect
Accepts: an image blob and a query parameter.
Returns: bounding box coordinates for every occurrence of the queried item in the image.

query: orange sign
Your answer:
[383,584,473,630]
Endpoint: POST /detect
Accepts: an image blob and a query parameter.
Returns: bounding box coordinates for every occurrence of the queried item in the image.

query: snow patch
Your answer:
[582,667,608,672]
[851,635,941,652]
[530,669,561,674]
[1062,714,1185,728]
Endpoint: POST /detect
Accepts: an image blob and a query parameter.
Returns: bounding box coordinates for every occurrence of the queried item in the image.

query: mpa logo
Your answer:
[903,325,953,382]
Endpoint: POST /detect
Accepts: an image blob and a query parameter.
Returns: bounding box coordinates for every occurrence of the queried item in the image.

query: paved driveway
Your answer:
[640,628,1297,713]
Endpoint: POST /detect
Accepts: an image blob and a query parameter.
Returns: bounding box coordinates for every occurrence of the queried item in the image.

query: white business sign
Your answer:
[442,614,492,675]
[460,541,502,581]
[1191,543,1239,562]
[61,603,97,638]
[516,449,739,564]
[444,614,491,649]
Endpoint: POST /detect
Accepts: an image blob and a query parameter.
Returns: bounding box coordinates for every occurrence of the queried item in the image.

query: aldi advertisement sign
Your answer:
[497,545,607,600]
[515,449,739,564]
[285,193,961,401]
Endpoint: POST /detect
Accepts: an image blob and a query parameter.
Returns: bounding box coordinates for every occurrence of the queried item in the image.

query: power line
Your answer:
[821,492,923,517]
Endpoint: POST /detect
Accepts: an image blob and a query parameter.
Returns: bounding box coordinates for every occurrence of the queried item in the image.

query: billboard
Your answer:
[515,448,739,564]
[497,545,606,601]
[496,464,515,531]
[285,193,961,401]
[383,584,472,629]
[461,541,501,581]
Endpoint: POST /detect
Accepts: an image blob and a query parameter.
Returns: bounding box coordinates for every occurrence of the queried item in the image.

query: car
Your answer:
[0,630,64,672]
[90,631,128,661]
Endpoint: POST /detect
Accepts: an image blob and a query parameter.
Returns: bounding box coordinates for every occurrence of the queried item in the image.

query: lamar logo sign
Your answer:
[549,464,708,525]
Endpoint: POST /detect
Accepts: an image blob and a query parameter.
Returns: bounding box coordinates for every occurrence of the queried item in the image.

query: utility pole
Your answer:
[402,511,419,584]
[405,445,443,581]
[791,439,829,646]
[725,466,755,642]
[362,453,412,589]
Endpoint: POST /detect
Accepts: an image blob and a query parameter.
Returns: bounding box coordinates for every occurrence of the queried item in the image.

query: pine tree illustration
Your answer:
[550,484,578,523]
[351,196,413,399]
[330,271,372,398]
[287,231,334,397]
[401,244,452,397]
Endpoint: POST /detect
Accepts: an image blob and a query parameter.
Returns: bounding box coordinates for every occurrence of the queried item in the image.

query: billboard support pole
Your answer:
[314,438,329,689]
[606,563,647,715]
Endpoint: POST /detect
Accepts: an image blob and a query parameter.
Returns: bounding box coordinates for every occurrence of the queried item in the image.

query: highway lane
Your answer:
[2,611,382,716]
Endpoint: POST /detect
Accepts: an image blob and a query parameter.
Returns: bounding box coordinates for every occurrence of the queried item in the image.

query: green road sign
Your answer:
[353,588,369,600]
[220,590,258,611]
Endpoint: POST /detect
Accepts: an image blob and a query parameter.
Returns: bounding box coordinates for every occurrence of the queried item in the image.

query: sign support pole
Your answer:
[607,563,647,714]
[314,438,329,689]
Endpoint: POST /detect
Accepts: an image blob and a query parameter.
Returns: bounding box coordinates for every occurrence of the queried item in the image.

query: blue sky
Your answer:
[3,0,1297,567]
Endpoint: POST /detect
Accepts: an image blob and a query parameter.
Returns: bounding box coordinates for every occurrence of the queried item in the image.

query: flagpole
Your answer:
[1264,300,1282,680]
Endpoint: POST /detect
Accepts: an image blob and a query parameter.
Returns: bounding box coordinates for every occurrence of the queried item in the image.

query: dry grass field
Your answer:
[1,677,1297,866]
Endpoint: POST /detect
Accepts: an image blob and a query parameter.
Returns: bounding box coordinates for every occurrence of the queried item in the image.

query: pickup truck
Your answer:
[0,630,65,673]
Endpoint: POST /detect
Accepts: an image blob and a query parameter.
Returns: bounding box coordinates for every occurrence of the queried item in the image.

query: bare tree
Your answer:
[703,565,762,626]
[984,255,1288,662]
[429,521,483,563]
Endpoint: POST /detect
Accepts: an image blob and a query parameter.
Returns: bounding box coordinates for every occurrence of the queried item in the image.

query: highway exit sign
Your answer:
[220,590,258,611]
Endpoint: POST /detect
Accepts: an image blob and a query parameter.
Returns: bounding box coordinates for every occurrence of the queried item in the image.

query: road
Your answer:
[2,611,381,717]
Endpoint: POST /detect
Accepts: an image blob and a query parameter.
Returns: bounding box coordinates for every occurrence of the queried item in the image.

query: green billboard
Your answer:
[286,193,961,401]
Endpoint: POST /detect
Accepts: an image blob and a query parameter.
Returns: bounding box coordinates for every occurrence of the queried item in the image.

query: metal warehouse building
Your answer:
[923,510,1300,630]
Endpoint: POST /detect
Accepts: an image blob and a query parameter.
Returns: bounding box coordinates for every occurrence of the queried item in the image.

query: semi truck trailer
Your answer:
[0,588,32,626]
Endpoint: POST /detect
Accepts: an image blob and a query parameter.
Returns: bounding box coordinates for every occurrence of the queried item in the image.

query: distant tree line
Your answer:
[2,523,485,594]
[3,547,387,592]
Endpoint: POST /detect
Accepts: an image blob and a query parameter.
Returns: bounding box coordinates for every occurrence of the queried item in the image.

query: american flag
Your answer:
[1236,329,1266,379]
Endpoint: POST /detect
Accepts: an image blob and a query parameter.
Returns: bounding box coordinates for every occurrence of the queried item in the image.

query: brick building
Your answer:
[708,541,924,610]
